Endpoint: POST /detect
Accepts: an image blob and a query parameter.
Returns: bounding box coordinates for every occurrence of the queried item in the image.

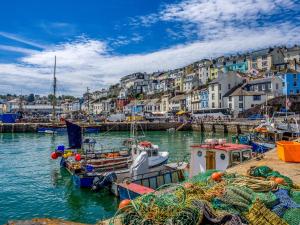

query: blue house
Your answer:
[200,89,209,109]
[281,73,300,95]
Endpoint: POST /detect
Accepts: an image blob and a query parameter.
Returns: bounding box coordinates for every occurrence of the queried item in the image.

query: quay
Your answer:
[0,120,259,133]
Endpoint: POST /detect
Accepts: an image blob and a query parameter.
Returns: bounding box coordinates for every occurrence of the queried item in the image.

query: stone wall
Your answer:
[0,121,257,133]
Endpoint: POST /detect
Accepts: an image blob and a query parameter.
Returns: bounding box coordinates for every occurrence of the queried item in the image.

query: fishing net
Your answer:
[271,189,300,217]
[290,190,300,204]
[282,208,300,225]
[255,191,279,208]
[245,198,288,225]
[248,166,294,187]
[189,169,220,183]
[113,169,300,225]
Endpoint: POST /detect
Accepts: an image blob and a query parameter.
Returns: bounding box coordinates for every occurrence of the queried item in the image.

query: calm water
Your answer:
[0,131,228,224]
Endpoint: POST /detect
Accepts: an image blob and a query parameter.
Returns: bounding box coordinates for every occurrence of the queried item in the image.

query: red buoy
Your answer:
[51,152,58,159]
[75,154,81,161]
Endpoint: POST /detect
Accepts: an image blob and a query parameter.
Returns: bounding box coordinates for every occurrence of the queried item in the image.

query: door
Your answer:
[206,151,216,170]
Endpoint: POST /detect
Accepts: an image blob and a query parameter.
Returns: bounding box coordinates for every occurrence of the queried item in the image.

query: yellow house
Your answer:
[209,66,219,81]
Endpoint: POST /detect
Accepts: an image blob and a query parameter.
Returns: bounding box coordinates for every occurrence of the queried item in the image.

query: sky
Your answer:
[0,0,299,96]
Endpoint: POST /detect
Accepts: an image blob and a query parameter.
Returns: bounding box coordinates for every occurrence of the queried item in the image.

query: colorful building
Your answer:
[199,89,209,109]
[280,72,300,95]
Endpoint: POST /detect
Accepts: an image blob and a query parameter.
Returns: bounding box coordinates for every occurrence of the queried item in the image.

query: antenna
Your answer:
[52,56,57,123]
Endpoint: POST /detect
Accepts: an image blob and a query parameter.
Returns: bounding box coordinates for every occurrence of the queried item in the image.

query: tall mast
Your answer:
[87,87,91,124]
[52,56,57,122]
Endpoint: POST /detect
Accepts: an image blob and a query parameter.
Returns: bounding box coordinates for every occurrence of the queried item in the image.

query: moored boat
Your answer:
[189,139,252,176]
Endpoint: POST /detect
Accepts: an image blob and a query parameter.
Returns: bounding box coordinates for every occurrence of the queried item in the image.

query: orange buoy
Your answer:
[183,182,193,189]
[274,177,285,184]
[211,172,222,181]
[119,199,131,209]
[51,152,58,159]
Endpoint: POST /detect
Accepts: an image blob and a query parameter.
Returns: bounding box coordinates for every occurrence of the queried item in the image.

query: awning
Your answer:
[176,110,186,115]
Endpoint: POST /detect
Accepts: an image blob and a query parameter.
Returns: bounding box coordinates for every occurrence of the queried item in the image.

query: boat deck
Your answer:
[227,148,300,184]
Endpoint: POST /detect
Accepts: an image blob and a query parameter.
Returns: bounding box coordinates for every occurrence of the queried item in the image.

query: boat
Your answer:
[123,115,170,168]
[115,162,186,200]
[53,120,171,189]
[189,138,252,175]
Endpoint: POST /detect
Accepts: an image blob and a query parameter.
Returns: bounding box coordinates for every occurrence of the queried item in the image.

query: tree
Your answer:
[27,93,35,102]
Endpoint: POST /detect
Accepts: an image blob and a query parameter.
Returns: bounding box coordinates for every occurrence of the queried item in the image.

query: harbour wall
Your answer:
[0,121,259,134]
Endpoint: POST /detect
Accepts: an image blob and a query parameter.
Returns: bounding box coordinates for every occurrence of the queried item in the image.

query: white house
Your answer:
[223,87,266,117]
[244,76,283,99]
[198,59,212,85]
[208,72,244,109]
[169,94,186,112]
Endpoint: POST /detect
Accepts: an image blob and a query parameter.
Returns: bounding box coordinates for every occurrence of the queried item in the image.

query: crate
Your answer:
[276,141,300,162]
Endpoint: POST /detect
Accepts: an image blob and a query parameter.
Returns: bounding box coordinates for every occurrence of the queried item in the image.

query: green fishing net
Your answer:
[255,191,279,208]
[290,190,300,204]
[249,166,294,187]
[282,208,300,225]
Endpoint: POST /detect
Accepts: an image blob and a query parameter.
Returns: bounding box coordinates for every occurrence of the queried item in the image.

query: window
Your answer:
[239,96,243,101]
[229,96,232,101]
[211,85,214,91]
[232,152,241,165]
[282,82,285,87]
[228,84,231,90]
[290,90,294,94]
[239,103,243,109]
[297,90,300,94]
[219,84,221,90]
[253,95,261,101]
[294,74,297,79]
[220,153,226,160]
[229,103,232,109]
[258,84,262,91]
[212,93,215,100]
[219,102,221,108]
[262,61,268,67]
[212,102,215,108]
[219,93,221,100]
[262,55,267,60]
[294,81,297,87]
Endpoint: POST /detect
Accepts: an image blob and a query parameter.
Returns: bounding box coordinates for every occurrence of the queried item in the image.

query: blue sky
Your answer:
[0,0,299,95]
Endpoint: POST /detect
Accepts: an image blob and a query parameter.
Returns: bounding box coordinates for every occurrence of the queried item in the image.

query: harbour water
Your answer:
[0,131,228,224]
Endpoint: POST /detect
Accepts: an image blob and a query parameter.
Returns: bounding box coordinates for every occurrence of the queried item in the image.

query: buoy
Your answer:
[274,177,285,184]
[211,172,222,181]
[63,153,68,159]
[183,182,193,189]
[119,199,131,209]
[75,154,81,161]
[67,152,73,157]
[51,152,58,159]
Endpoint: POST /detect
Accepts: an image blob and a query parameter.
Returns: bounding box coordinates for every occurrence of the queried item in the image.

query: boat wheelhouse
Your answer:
[189,139,252,177]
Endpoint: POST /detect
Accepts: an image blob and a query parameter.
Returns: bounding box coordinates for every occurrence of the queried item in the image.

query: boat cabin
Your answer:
[189,139,252,177]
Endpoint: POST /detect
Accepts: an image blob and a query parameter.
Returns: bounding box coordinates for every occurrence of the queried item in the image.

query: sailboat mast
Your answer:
[87,87,91,124]
[52,56,57,122]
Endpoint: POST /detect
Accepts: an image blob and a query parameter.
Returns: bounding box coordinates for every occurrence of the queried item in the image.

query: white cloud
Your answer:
[0,45,38,54]
[0,23,299,96]
[0,31,47,49]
